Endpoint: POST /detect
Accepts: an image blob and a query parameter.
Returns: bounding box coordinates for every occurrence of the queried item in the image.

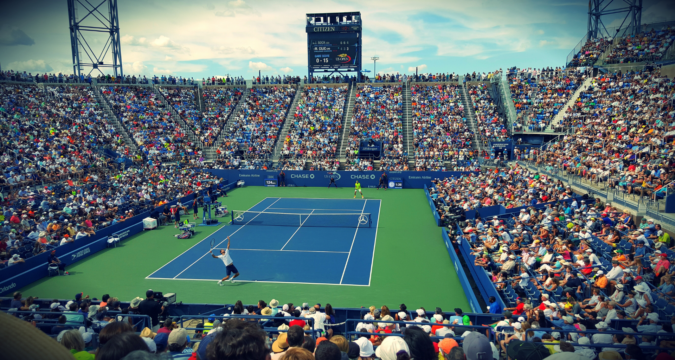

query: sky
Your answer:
[0,0,673,79]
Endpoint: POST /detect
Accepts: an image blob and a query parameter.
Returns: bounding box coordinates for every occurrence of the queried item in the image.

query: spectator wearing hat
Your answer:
[637,312,663,333]
[374,336,409,360]
[167,328,189,357]
[592,322,613,345]
[272,325,304,360]
[272,333,290,358]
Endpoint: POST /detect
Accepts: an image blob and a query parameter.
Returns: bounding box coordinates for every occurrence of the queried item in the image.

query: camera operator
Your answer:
[139,289,166,332]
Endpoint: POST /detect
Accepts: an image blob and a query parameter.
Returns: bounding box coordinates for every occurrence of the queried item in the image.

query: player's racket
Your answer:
[210,239,215,250]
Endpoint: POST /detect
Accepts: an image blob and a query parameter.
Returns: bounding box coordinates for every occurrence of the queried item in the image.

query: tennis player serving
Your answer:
[354,180,364,199]
[211,236,240,285]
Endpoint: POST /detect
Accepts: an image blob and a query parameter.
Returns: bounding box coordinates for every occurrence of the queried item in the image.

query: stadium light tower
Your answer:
[67,0,124,78]
[371,56,379,76]
[588,0,642,39]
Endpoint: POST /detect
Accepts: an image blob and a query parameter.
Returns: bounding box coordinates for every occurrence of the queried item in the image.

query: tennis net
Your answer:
[230,211,371,228]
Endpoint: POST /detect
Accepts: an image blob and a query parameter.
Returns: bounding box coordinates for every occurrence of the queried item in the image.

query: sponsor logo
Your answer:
[336,54,352,63]
[324,172,341,181]
[388,181,395,188]
[117,229,131,240]
[313,27,335,32]
[0,282,16,294]
[407,176,433,180]
[388,171,402,174]
[290,174,314,179]
[239,174,260,178]
[350,174,376,180]
[71,247,91,261]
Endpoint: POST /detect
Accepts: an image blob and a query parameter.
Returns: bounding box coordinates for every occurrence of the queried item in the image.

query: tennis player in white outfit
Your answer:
[211,236,240,285]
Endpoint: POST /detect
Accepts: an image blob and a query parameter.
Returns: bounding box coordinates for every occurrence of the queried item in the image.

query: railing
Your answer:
[566,33,589,66]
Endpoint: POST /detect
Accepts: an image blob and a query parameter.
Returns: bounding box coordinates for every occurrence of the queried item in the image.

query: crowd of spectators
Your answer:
[568,38,611,67]
[604,27,675,64]
[468,84,509,144]
[451,162,675,358]
[1,165,224,269]
[509,68,585,132]
[215,86,296,169]
[429,164,576,213]
[203,76,247,86]
[410,84,472,171]
[539,68,675,201]
[279,86,347,171]
[102,86,201,163]
[0,84,138,185]
[346,85,405,171]
[199,87,243,147]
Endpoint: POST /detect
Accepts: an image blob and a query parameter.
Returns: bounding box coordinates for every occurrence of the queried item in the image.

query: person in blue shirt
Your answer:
[634,242,646,259]
[488,296,502,314]
[601,214,614,227]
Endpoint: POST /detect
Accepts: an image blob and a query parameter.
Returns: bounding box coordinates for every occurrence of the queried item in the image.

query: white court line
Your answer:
[280,209,315,250]
[145,197,271,279]
[170,198,281,279]
[339,199,367,284]
[229,248,348,253]
[267,208,363,212]
[145,277,369,287]
[367,199,382,286]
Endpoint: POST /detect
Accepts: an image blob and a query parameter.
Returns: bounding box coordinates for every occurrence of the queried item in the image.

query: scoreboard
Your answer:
[306,12,362,75]
[309,32,360,70]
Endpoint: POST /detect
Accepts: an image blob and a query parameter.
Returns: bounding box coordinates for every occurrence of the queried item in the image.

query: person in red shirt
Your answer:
[288,309,306,328]
[9,212,20,225]
[505,297,525,316]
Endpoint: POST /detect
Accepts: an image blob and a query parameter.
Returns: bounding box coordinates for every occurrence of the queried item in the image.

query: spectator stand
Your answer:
[214,84,297,170]
[199,85,244,150]
[156,85,203,145]
[276,84,346,171]
[345,84,406,171]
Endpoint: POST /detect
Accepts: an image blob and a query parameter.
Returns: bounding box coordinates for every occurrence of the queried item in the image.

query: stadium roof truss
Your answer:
[67,0,123,77]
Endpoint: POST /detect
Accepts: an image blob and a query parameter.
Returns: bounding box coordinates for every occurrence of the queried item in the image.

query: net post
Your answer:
[231,210,234,224]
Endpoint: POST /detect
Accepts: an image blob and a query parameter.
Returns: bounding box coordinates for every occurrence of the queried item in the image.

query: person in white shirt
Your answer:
[307,306,326,333]
[592,322,613,345]
[585,249,602,266]
[59,237,74,246]
[210,236,240,285]
[606,261,623,283]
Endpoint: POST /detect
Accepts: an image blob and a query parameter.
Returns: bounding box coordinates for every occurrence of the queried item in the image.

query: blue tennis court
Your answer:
[146,197,381,286]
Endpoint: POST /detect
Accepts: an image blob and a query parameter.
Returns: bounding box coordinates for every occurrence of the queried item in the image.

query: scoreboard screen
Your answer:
[309,32,360,70]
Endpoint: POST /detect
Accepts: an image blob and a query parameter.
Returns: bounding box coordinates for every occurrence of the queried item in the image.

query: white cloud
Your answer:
[279,67,293,73]
[6,59,52,72]
[215,11,235,17]
[153,67,172,74]
[537,30,545,35]
[539,40,550,47]
[248,61,273,71]
[121,35,147,46]
[151,36,180,49]
[165,56,173,61]
[408,64,427,72]
[131,61,147,73]
[212,46,255,55]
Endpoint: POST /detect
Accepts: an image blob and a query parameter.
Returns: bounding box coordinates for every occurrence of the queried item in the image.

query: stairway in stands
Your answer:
[460,83,483,152]
[544,76,593,132]
[338,82,357,167]
[204,86,251,161]
[153,85,201,144]
[92,85,140,154]
[272,83,303,167]
[403,81,413,167]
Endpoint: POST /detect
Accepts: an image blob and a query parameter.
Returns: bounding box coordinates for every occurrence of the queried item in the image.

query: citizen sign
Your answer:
[324,173,341,180]
[290,174,315,179]
[313,27,335,32]
[350,174,376,180]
